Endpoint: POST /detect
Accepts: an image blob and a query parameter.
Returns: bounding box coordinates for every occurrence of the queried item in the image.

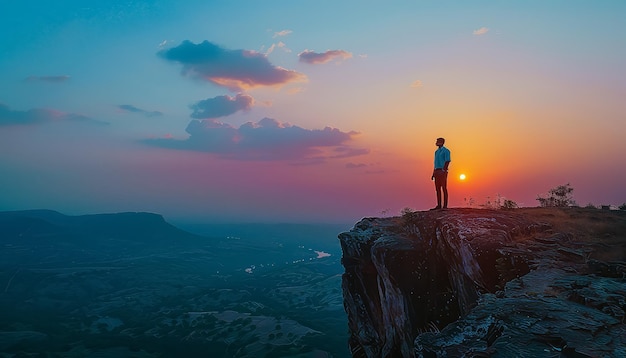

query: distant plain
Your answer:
[0,210,351,357]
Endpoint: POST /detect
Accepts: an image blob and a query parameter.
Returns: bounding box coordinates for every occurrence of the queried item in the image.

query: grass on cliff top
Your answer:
[518,207,626,262]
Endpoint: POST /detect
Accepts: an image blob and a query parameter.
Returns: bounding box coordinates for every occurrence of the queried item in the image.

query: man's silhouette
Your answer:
[431,137,451,210]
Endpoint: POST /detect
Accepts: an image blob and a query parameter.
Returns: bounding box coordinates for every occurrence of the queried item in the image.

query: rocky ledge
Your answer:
[339,208,626,357]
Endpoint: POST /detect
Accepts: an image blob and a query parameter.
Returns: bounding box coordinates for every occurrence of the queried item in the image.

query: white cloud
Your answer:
[473,27,489,36]
[266,41,291,55]
[273,30,292,38]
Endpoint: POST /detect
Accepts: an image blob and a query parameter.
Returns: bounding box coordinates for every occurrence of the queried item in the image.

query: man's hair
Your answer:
[437,137,445,144]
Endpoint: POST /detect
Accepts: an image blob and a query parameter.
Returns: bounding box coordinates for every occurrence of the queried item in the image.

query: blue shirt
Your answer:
[434,146,451,169]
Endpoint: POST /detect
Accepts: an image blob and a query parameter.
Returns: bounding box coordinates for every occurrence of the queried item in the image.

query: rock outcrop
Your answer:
[339,208,626,357]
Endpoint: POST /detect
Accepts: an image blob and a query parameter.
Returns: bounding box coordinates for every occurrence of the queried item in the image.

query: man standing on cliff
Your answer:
[431,137,451,210]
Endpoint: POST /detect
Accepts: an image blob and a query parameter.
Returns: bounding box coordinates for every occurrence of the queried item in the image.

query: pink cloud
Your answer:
[190,94,254,119]
[0,103,107,126]
[298,49,353,64]
[473,27,489,35]
[144,117,367,162]
[118,104,163,117]
[159,40,306,91]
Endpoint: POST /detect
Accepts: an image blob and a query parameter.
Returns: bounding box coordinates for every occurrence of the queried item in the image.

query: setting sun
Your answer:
[459,174,466,181]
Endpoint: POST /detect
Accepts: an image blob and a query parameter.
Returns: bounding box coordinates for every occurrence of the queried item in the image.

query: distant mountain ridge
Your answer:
[0,209,198,242]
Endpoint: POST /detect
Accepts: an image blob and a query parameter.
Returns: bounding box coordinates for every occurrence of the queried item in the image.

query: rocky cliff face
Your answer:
[339,208,626,357]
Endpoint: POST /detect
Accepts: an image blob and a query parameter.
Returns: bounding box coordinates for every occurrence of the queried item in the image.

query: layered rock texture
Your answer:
[339,208,626,357]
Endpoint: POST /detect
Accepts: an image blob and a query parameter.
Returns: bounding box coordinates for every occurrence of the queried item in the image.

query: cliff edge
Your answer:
[339,208,626,357]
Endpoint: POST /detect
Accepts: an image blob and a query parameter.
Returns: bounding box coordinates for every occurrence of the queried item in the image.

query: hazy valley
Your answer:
[0,210,351,357]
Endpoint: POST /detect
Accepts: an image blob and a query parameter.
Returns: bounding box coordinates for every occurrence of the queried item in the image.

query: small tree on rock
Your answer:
[501,199,518,209]
[536,183,576,207]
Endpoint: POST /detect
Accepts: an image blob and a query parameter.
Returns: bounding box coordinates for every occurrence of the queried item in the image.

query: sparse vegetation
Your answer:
[401,207,420,229]
[501,199,518,210]
[463,195,518,210]
[401,207,421,235]
[620,203,626,211]
[536,183,576,207]
[480,196,496,209]
[491,194,518,209]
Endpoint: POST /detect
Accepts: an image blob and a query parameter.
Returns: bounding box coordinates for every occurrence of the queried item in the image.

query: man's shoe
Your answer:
[430,206,441,211]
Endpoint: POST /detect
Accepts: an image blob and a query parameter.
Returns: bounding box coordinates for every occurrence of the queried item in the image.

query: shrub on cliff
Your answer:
[536,183,576,207]
[501,199,518,209]
[401,207,418,221]
[480,194,518,210]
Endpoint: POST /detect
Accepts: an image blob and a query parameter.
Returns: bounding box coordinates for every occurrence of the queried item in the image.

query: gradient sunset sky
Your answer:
[1,1,625,223]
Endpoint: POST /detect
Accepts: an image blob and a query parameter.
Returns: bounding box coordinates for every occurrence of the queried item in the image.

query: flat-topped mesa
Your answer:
[339,208,626,358]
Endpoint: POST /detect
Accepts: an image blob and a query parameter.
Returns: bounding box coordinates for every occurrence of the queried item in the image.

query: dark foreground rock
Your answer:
[339,208,626,357]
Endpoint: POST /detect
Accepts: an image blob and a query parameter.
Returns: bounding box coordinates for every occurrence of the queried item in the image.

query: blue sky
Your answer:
[1,1,625,223]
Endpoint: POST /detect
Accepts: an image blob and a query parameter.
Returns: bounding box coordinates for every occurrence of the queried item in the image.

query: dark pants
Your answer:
[434,170,448,208]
